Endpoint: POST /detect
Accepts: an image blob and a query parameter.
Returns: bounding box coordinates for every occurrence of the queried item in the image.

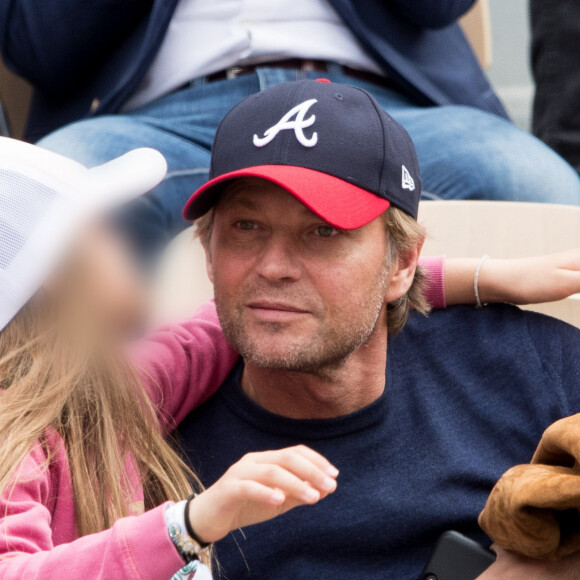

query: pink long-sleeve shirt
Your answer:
[0,257,445,580]
[0,301,238,580]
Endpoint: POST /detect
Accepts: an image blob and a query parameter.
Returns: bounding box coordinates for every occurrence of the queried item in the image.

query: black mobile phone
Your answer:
[418,531,496,580]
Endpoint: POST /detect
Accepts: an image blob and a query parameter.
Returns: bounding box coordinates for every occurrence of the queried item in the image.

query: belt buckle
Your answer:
[226,66,244,80]
[301,60,318,72]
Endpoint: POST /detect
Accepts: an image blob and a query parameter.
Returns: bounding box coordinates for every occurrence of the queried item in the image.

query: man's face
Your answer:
[206,179,393,373]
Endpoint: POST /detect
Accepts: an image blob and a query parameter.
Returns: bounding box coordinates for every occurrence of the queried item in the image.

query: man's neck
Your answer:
[240,319,388,420]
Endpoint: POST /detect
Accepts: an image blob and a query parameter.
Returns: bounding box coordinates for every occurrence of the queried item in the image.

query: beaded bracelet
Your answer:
[165,497,209,564]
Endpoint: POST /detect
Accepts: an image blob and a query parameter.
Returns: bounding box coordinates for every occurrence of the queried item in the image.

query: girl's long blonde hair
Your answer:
[0,251,201,540]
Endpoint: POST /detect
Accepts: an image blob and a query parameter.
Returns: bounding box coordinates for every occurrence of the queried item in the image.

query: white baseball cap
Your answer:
[0,137,168,332]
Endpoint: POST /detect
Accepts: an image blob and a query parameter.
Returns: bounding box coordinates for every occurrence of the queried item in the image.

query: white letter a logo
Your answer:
[253,99,318,148]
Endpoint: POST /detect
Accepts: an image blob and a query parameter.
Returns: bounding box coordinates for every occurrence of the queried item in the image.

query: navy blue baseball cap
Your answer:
[184,79,422,228]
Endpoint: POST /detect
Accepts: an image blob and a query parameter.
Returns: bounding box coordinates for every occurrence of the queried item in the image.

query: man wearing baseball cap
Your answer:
[178,80,580,579]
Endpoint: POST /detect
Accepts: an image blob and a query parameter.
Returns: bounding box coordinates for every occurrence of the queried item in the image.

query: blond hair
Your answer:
[195,201,428,337]
[382,207,429,336]
[0,256,209,564]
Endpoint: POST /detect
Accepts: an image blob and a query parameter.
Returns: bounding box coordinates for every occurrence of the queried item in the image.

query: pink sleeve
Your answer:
[0,445,185,580]
[130,300,238,433]
[418,255,446,309]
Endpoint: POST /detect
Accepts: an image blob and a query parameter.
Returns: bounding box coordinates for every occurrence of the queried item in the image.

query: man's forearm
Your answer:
[385,0,476,29]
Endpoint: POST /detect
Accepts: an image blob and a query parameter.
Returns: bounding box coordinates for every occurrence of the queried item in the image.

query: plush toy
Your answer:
[479,414,580,561]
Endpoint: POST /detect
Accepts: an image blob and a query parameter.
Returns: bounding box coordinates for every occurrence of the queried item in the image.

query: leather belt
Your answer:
[203,59,395,90]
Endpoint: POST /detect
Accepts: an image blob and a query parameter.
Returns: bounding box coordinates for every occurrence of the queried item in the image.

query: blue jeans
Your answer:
[39,65,580,259]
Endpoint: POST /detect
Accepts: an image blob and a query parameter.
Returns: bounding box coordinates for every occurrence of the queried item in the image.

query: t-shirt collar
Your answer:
[217,358,391,440]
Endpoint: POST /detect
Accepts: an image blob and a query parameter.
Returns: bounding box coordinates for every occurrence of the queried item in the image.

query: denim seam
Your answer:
[256,68,267,92]
[165,168,209,180]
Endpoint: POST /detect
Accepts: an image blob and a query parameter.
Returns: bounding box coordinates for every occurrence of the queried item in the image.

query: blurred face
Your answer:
[47,222,147,341]
[206,179,395,373]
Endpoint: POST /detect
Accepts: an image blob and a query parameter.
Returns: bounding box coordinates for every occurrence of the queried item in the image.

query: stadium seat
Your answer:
[460,0,492,71]
[150,201,580,329]
[149,226,214,329]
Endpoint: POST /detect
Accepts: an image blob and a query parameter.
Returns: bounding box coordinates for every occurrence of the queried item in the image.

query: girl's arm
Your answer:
[423,250,580,308]
[130,301,238,432]
[135,257,446,432]
[475,250,580,305]
[0,444,337,579]
[134,248,580,433]
[135,258,448,430]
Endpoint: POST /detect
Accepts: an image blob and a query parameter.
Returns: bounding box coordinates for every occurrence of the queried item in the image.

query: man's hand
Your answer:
[476,546,580,580]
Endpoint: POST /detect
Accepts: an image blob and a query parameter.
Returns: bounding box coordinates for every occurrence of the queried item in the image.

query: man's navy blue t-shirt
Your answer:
[178,305,580,579]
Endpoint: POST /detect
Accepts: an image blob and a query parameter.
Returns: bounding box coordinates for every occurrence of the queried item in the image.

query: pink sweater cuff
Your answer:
[419,255,446,309]
[119,503,185,579]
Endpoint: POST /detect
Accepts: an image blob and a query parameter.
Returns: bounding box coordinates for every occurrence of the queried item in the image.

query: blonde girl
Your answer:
[0,138,338,579]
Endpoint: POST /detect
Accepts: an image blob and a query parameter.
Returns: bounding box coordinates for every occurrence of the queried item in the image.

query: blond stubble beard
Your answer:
[215,262,390,375]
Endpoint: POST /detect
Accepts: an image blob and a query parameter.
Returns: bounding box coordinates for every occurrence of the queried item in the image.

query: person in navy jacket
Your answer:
[1,0,579,259]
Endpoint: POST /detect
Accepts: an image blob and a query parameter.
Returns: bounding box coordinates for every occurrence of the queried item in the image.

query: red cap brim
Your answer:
[183,165,390,230]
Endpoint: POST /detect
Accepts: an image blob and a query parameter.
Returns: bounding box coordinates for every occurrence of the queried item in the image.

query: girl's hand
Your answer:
[479,250,580,305]
[187,445,339,543]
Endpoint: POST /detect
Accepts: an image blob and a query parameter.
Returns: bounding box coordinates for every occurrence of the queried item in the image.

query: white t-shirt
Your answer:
[126,0,383,109]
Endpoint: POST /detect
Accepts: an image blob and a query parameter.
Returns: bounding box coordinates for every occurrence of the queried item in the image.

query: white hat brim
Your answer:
[85,148,168,212]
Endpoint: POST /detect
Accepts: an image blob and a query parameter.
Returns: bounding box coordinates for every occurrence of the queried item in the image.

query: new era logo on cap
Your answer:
[402,165,415,191]
[184,80,422,226]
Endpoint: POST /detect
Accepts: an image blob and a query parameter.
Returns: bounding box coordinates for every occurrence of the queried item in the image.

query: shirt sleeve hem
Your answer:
[119,503,186,579]
[419,255,447,310]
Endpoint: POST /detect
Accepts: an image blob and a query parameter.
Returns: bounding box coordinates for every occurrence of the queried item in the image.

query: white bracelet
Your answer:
[165,501,206,563]
[474,254,490,309]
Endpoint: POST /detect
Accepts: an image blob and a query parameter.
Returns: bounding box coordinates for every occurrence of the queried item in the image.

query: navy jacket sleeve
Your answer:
[0,0,152,97]
[525,313,580,416]
[386,0,476,29]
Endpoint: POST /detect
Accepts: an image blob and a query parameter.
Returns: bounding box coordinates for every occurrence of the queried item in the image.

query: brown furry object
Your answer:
[479,414,580,561]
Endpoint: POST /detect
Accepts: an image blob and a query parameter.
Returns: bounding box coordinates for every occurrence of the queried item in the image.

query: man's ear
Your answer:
[385,236,425,303]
